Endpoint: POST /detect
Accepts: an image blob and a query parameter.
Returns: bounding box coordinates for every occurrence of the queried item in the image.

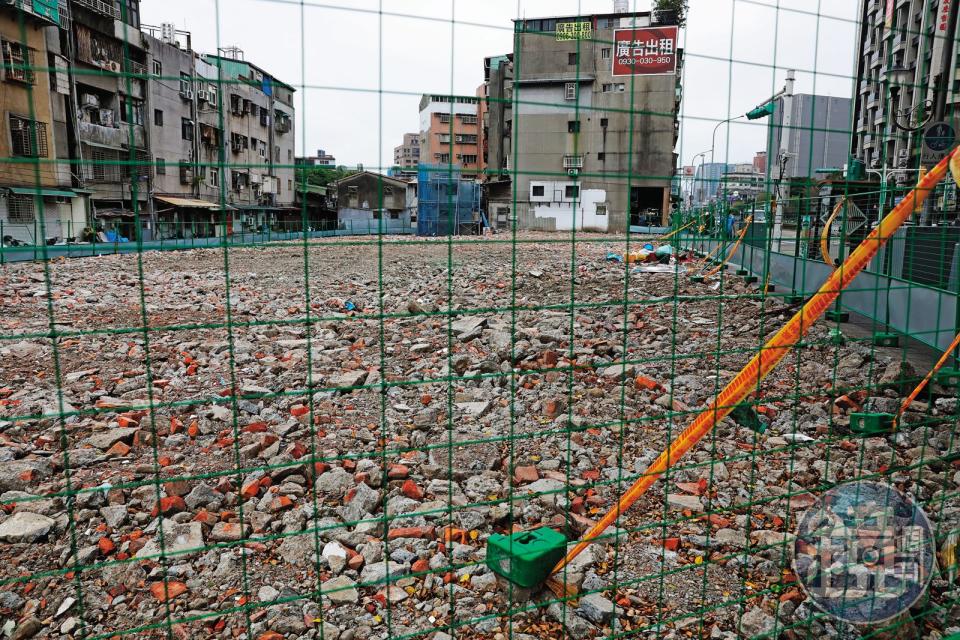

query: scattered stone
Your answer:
[738,606,775,638]
[666,494,704,512]
[0,512,56,543]
[323,575,359,604]
[576,593,615,625]
[82,427,139,451]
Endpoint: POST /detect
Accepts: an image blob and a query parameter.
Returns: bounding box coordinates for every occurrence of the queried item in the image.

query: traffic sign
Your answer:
[922,121,955,163]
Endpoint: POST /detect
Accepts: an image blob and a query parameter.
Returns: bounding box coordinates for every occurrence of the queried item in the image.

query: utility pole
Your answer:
[773,69,795,243]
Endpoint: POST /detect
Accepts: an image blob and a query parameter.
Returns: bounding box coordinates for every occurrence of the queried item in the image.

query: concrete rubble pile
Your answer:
[0,234,957,639]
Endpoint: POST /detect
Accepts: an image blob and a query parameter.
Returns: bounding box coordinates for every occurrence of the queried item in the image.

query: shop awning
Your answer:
[155,196,224,209]
[94,208,137,219]
[7,186,77,198]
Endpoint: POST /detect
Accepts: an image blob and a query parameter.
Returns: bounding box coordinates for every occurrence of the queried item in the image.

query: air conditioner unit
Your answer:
[197,90,210,102]
[567,169,579,176]
[81,93,99,108]
[182,89,194,101]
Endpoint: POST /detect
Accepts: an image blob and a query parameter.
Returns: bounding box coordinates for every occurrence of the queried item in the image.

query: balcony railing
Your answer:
[74,0,120,19]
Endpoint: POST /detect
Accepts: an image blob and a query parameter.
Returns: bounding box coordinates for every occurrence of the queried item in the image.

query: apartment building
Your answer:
[3,2,299,246]
[851,0,957,175]
[138,25,216,238]
[1,0,85,245]
[497,6,683,232]
[719,163,764,201]
[393,133,420,177]
[66,0,151,239]
[766,93,851,181]
[418,94,480,179]
[296,149,336,168]
[202,49,296,233]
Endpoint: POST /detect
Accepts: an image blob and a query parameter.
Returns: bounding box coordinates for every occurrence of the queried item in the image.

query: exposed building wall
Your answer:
[144,31,197,197]
[338,207,412,229]
[484,55,513,181]
[526,182,608,231]
[335,172,408,212]
[507,13,680,232]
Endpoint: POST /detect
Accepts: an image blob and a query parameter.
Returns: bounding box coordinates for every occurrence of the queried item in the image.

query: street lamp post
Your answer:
[709,115,746,176]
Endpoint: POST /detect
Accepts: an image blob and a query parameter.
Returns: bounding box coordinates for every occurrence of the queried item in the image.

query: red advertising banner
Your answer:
[886,0,894,29]
[612,26,679,76]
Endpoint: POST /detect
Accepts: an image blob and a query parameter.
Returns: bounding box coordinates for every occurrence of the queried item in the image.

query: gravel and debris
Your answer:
[0,233,957,639]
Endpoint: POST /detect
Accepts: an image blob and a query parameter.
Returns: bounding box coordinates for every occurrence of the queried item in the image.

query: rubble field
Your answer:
[0,234,957,639]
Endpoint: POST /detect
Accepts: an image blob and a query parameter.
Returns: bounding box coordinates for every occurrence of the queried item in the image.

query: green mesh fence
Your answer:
[1,1,959,639]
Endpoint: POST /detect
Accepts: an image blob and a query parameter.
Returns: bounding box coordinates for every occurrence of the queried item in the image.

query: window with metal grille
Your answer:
[156,157,166,175]
[90,149,107,181]
[180,161,193,185]
[461,154,477,164]
[564,82,577,100]
[9,115,48,157]
[2,39,35,84]
[123,150,150,181]
[7,194,34,224]
[120,96,144,125]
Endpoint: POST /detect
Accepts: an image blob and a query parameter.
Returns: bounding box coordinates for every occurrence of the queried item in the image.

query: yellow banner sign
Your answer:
[556,22,593,41]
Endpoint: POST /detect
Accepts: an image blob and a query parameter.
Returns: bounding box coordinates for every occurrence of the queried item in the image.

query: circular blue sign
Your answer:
[925,122,955,152]
[793,481,935,624]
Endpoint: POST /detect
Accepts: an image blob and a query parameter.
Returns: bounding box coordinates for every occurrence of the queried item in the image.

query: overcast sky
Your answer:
[141,0,860,169]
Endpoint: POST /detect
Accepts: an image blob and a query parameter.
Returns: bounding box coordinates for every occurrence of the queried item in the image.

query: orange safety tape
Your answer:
[548,148,955,585]
[702,215,753,278]
[892,329,960,431]
[658,219,696,242]
[695,241,725,269]
[819,198,845,270]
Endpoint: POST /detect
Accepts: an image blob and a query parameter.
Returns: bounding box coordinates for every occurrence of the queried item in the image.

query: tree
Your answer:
[655,0,690,27]
[295,165,358,187]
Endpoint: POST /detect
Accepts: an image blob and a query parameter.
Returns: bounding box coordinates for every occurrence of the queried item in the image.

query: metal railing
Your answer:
[73,0,120,19]
[0,217,415,264]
